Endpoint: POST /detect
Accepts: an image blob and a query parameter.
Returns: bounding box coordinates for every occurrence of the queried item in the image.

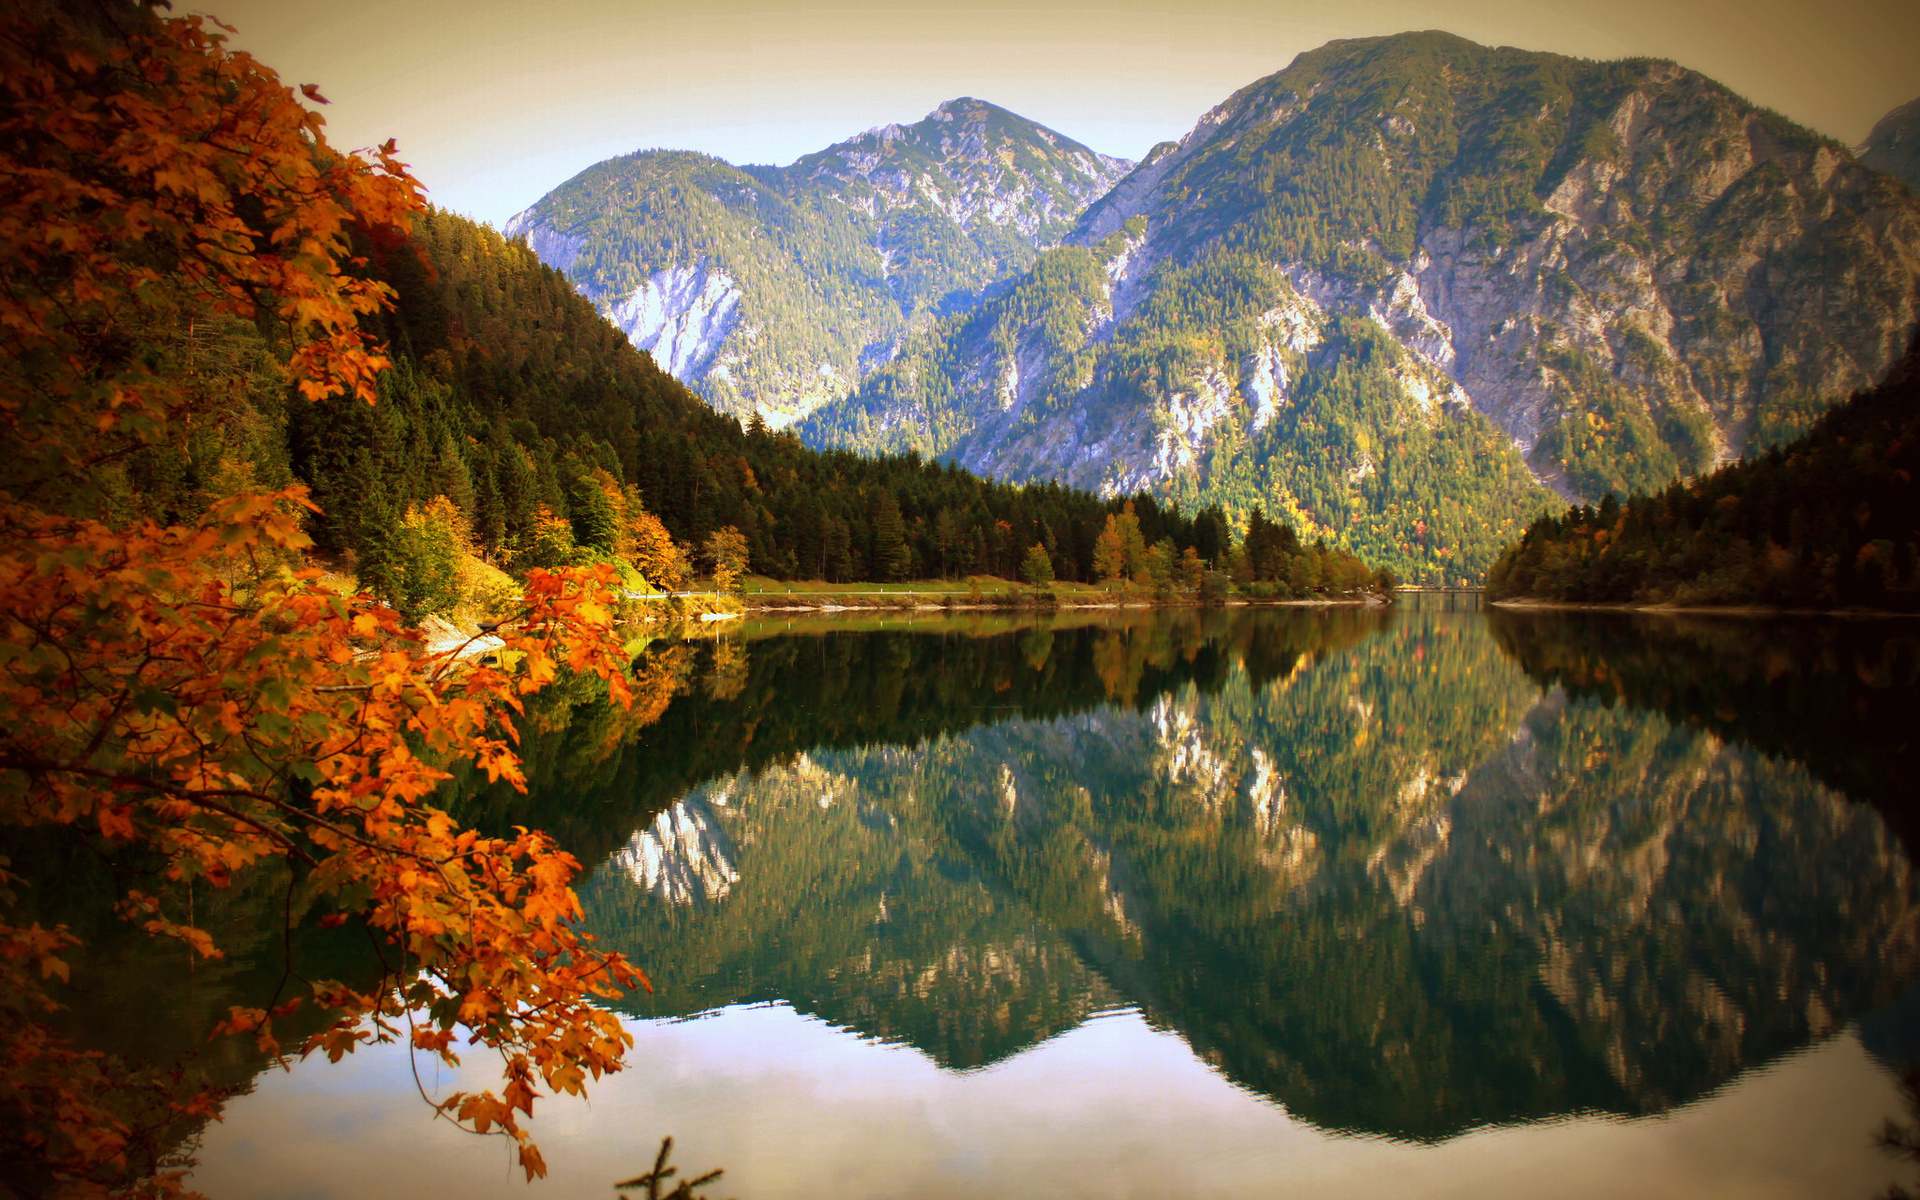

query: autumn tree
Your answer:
[1020,542,1055,589]
[389,494,467,620]
[628,505,692,593]
[527,503,584,569]
[1118,502,1149,582]
[1092,515,1125,583]
[702,525,749,594]
[1142,538,1177,594]
[0,5,647,1193]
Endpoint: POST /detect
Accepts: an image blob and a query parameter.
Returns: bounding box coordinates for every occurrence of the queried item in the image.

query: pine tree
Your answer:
[871,488,912,582]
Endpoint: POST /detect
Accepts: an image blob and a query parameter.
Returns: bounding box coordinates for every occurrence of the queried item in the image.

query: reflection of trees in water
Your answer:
[60,610,1916,1154]
[450,609,1386,875]
[1485,609,1920,848]
[0,830,390,1182]
[580,610,1920,1140]
[21,607,1380,1160]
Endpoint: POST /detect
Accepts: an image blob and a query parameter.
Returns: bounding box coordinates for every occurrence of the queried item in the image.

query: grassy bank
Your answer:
[735,574,1393,611]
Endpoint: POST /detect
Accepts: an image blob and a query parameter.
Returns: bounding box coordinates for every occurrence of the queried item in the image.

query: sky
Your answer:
[202,0,1920,229]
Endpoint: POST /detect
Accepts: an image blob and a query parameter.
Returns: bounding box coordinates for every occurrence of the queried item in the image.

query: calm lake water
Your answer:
[182,601,1920,1199]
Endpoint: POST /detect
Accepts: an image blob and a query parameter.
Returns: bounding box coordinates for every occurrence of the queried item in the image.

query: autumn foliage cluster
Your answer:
[1,4,650,1194]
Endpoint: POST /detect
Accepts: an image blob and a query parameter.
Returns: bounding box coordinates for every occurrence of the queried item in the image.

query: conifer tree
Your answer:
[871,489,912,582]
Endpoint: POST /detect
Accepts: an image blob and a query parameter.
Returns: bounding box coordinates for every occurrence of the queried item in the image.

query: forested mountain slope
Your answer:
[261,208,1308,589]
[503,100,1131,424]
[1485,338,1920,609]
[802,32,1920,585]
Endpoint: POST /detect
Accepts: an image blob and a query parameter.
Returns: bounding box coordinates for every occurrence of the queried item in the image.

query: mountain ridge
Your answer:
[504,98,1132,424]
[800,31,1920,583]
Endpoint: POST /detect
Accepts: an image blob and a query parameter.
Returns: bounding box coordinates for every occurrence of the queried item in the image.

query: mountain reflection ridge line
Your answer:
[562,606,1920,1141]
[182,606,1919,1197]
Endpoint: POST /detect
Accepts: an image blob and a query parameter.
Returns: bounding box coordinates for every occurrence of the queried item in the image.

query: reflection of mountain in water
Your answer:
[579,610,1920,1140]
[1487,609,1920,849]
[451,609,1385,873]
[583,751,1120,1069]
[610,796,741,904]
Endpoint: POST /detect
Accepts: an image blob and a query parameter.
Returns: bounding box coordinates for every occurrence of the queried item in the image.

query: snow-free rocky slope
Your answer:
[1860,96,1920,193]
[505,99,1131,426]
[802,32,1920,585]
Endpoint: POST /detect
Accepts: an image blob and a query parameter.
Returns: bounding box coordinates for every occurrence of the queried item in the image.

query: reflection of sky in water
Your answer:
[182,609,1920,1196]
[191,1003,1908,1199]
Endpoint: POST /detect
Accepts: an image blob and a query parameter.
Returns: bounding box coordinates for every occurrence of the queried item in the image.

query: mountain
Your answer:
[288,208,1206,592]
[503,99,1131,424]
[801,32,1920,584]
[1860,97,1920,191]
[1484,335,1920,609]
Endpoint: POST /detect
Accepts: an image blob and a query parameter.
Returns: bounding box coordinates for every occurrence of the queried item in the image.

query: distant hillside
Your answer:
[1860,97,1920,191]
[801,32,1920,585]
[286,208,1333,591]
[504,100,1130,424]
[114,202,1271,599]
[1485,338,1920,609]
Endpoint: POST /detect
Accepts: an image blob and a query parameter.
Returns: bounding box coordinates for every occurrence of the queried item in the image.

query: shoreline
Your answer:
[1490,597,1920,620]
[739,593,1394,615]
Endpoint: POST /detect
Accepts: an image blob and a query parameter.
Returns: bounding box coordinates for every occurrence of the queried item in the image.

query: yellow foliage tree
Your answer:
[630,507,693,592]
[702,525,749,594]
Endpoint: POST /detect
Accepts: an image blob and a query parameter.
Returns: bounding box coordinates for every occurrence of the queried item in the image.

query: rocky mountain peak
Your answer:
[804,31,1920,585]
[802,96,1129,185]
[507,100,1133,427]
[928,96,988,122]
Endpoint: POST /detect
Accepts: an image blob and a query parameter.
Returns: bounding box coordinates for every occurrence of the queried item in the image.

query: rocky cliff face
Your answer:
[1860,96,1920,192]
[601,263,743,381]
[505,101,1131,426]
[1062,41,1920,479]
[803,33,1920,583]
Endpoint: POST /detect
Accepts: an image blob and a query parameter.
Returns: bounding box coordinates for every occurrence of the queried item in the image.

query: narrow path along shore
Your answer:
[740,595,1396,613]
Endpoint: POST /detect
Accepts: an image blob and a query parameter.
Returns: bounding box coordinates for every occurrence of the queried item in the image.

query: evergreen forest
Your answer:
[135,203,1385,609]
[1485,338,1920,610]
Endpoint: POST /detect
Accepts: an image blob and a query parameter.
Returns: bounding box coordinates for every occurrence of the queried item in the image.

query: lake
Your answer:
[181,601,1920,1198]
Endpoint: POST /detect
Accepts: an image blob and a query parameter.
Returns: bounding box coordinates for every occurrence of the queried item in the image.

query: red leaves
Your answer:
[6,493,650,1185]
[0,6,652,1193]
[0,4,421,500]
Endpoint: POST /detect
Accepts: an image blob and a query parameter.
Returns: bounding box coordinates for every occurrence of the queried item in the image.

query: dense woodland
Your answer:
[1485,339,1920,609]
[169,206,1389,608]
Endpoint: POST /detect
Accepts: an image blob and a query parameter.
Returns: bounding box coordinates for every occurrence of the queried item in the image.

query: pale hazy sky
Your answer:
[202,0,1920,228]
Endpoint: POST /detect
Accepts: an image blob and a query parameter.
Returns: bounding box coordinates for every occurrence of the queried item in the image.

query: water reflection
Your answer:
[566,607,1920,1140]
[140,605,1920,1191]
[1486,609,1920,846]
